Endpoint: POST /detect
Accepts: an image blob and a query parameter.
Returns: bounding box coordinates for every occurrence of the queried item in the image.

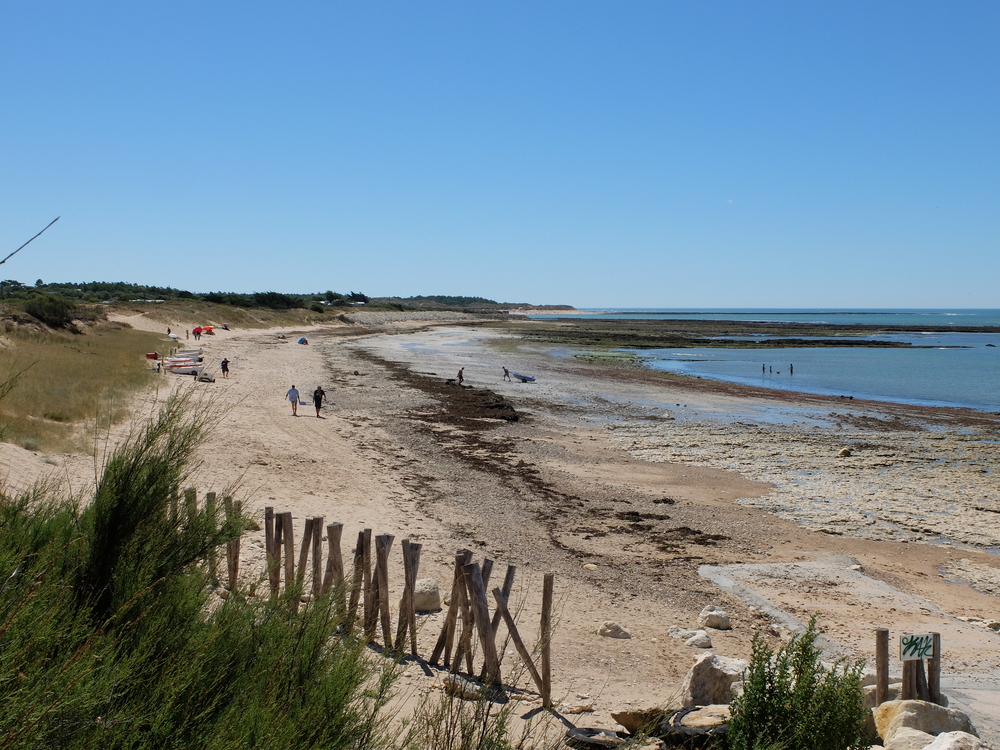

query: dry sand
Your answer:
[8,314,1000,742]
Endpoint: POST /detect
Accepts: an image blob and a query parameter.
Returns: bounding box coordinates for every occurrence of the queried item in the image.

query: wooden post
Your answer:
[395,540,413,652]
[376,534,394,647]
[184,487,197,524]
[928,633,942,705]
[463,563,502,685]
[347,531,365,631]
[296,518,314,590]
[430,549,472,666]
[915,659,930,701]
[322,523,344,595]
[280,512,295,596]
[481,558,494,589]
[540,572,554,707]
[493,587,545,698]
[362,529,375,638]
[408,542,421,655]
[224,496,240,590]
[489,565,517,636]
[266,508,281,597]
[875,628,889,707]
[205,492,217,583]
[901,660,916,700]
[311,516,324,599]
[169,488,179,524]
[451,563,476,675]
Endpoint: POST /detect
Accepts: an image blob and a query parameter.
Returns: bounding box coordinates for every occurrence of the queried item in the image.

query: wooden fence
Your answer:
[187,489,555,705]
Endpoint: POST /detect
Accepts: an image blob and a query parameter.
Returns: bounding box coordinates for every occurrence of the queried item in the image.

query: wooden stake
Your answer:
[296,518,314,591]
[266,508,281,598]
[928,633,941,705]
[280,512,295,596]
[492,587,545,698]
[489,565,517,637]
[408,543,421,655]
[915,659,930,702]
[540,572,554,707]
[322,523,344,595]
[205,492,217,583]
[224,497,240,590]
[463,563,501,685]
[430,549,472,666]
[184,487,197,524]
[395,540,413,651]
[362,529,375,638]
[901,660,916,700]
[376,534,394,647]
[347,531,365,631]
[451,562,476,675]
[481,558,494,589]
[311,516,324,599]
[875,628,889,707]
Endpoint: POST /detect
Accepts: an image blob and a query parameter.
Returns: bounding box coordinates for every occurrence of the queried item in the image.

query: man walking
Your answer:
[503,366,511,382]
[457,367,464,385]
[286,384,300,416]
[313,386,326,418]
[221,358,230,378]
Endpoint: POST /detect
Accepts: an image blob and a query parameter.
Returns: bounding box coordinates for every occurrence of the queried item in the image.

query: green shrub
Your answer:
[728,616,870,750]
[24,294,77,327]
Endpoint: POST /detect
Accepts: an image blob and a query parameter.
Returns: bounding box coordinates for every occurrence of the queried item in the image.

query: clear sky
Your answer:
[1,2,997,308]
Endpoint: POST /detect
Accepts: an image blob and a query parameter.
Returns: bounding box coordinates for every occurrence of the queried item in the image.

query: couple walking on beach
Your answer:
[285,384,327,417]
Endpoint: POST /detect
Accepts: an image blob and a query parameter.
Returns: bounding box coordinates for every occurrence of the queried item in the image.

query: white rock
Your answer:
[685,631,713,649]
[413,578,441,611]
[885,727,936,750]
[698,605,731,630]
[681,652,747,706]
[668,626,701,640]
[874,700,978,740]
[923,731,996,750]
[598,621,632,639]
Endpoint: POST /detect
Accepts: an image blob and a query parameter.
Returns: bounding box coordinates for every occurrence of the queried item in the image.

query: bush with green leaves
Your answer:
[0,394,396,749]
[728,616,871,750]
[24,293,77,327]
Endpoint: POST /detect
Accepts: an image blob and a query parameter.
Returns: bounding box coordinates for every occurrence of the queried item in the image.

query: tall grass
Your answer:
[0,323,164,452]
[0,394,397,749]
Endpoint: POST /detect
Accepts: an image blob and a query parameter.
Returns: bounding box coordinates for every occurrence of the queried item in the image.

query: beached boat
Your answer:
[512,372,536,383]
[164,363,204,376]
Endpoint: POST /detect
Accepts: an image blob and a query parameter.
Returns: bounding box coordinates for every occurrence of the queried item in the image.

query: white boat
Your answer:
[164,363,204,376]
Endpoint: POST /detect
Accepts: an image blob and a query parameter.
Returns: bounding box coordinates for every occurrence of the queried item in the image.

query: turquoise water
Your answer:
[528,309,1000,410]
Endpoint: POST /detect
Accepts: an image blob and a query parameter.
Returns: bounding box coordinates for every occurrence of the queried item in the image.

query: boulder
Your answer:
[413,578,441,611]
[684,631,713,649]
[924,731,997,750]
[874,700,978,741]
[599,621,632,639]
[668,626,701,641]
[698,605,731,630]
[839,448,853,457]
[885,727,936,750]
[680,653,747,706]
[611,707,673,735]
[443,674,483,700]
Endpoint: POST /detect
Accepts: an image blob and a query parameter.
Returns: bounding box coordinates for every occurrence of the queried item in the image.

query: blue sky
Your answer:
[1,2,997,307]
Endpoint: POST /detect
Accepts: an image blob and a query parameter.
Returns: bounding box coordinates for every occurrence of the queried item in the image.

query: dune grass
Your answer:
[0,323,165,453]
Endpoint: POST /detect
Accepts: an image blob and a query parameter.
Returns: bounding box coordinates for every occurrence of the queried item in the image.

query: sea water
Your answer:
[527,310,1000,411]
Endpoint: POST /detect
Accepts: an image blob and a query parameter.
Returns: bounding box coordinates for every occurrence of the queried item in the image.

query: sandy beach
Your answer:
[8,313,1000,741]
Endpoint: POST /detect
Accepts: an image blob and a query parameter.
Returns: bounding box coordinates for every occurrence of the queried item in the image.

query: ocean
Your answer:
[527,309,1000,411]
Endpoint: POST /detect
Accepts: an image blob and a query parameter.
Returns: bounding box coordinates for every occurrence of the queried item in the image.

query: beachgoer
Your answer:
[769,366,772,374]
[789,363,793,375]
[185,330,189,340]
[221,358,230,378]
[313,386,326,417]
[503,366,511,382]
[457,367,464,385]
[762,364,765,374]
[167,327,171,335]
[286,385,300,416]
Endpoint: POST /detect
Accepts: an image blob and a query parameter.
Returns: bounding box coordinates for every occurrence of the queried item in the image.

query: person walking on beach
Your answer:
[220,358,230,378]
[313,386,326,418]
[503,366,511,382]
[286,385,300,416]
[457,367,464,385]
[185,330,189,340]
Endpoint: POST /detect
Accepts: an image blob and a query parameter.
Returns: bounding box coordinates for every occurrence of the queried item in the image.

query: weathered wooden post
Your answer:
[430,549,472,667]
[375,534,394,647]
[875,628,889,707]
[362,529,375,638]
[395,539,413,652]
[280,512,295,597]
[463,562,502,685]
[407,542,421,655]
[205,492,217,583]
[322,522,344,596]
[928,632,942,705]
[493,587,545,699]
[540,572,554,707]
[296,518,314,592]
[224,496,240,589]
[184,487,197,524]
[266,507,281,598]
[311,516,324,599]
[347,531,365,631]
